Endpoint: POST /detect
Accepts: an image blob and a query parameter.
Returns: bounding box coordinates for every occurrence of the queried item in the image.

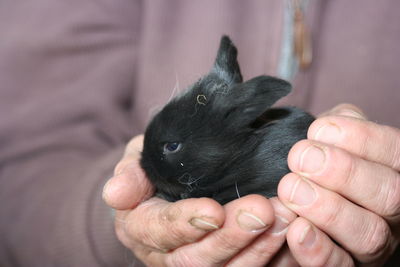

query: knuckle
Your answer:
[304,239,354,267]
[357,127,372,158]
[381,174,400,218]
[114,220,134,249]
[359,216,390,260]
[159,204,183,223]
[163,225,194,249]
[127,222,154,247]
[158,205,188,243]
[130,202,202,252]
[164,226,187,247]
[158,204,202,246]
[126,214,168,251]
[388,127,400,170]
[315,244,354,267]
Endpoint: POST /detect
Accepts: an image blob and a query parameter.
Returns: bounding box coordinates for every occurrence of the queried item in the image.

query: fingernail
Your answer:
[102,178,113,201]
[115,166,126,176]
[313,123,341,144]
[189,217,219,231]
[289,177,316,206]
[298,225,316,248]
[237,210,268,232]
[299,145,326,174]
[336,109,366,119]
[269,215,290,234]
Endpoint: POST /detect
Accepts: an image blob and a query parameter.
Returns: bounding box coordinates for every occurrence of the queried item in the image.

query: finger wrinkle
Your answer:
[318,196,344,230]
[339,150,357,193]
[388,128,400,170]
[356,216,391,262]
[131,216,171,252]
[166,249,202,267]
[380,171,400,219]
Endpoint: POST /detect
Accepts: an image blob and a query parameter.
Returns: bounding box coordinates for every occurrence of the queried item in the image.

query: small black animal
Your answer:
[141,36,314,205]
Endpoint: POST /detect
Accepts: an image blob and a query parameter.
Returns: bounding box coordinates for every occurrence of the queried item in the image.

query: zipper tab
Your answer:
[293,0,312,69]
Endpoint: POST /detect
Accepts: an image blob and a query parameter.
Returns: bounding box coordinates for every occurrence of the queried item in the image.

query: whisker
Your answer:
[235,181,241,199]
[168,71,180,102]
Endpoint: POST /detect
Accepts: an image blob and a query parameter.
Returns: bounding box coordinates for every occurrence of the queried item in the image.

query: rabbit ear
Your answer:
[221,75,292,126]
[211,36,243,84]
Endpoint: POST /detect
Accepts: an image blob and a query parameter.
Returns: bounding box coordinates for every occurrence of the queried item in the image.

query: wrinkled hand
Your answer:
[278,104,400,266]
[103,135,298,266]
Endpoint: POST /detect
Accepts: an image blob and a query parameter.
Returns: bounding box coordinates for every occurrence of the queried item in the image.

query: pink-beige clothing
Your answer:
[1,0,399,266]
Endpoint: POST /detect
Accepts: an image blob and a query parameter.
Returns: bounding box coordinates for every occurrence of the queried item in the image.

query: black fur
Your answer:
[140,36,314,205]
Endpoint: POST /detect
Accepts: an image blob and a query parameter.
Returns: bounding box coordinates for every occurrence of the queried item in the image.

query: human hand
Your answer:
[103,135,298,266]
[278,104,400,266]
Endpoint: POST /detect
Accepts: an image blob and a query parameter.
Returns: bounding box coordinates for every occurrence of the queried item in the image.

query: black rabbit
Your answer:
[140,36,314,205]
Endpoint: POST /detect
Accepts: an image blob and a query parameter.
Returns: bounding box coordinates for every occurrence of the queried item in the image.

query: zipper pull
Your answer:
[293,0,312,69]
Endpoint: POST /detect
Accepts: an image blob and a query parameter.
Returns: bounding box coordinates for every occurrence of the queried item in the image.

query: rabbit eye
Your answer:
[163,142,182,154]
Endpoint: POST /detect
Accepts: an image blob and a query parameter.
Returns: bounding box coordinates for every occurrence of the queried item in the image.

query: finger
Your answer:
[103,156,154,210]
[278,173,393,263]
[227,198,297,266]
[288,140,400,223]
[308,115,400,171]
[115,134,144,176]
[114,209,169,266]
[319,103,367,120]
[166,195,274,266]
[287,217,354,267]
[103,134,154,209]
[121,197,224,253]
[124,134,144,157]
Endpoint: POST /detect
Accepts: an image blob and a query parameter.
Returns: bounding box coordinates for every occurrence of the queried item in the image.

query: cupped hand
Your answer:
[103,135,297,266]
[279,104,400,266]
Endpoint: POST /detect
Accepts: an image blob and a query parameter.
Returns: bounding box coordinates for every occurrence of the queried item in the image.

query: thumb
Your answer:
[103,135,154,210]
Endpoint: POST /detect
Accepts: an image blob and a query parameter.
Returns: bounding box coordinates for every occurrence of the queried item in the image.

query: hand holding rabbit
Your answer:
[103,135,298,266]
[104,104,400,266]
[278,104,400,266]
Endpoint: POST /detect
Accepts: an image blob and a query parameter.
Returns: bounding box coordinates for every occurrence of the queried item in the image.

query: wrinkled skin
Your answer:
[103,104,400,266]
